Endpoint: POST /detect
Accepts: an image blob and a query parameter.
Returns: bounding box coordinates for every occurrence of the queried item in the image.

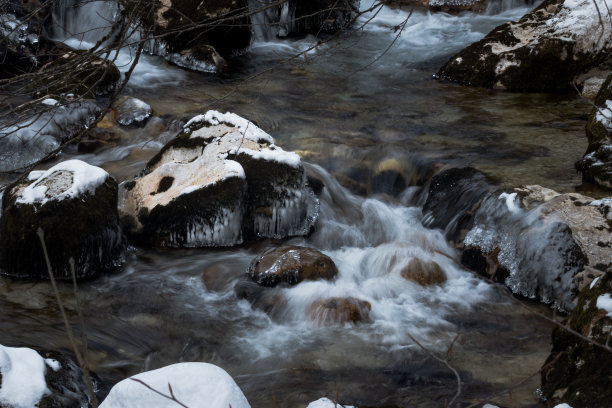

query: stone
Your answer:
[400,258,447,285]
[540,269,612,407]
[248,245,338,287]
[165,44,227,74]
[112,96,152,127]
[119,110,318,247]
[0,160,126,280]
[309,297,372,325]
[436,0,612,92]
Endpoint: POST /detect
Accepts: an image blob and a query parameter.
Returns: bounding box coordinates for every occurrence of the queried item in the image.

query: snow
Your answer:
[17,160,109,206]
[590,276,601,289]
[553,404,573,408]
[41,98,58,106]
[595,100,612,129]
[596,293,612,318]
[0,345,55,408]
[99,362,250,408]
[186,110,274,145]
[307,397,354,408]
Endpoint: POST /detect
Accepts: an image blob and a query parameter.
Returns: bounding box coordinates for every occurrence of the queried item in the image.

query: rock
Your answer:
[165,44,227,74]
[250,0,358,40]
[461,188,611,311]
[0,160,126,280]
[248,245,338,287]
[400,258,447,285]
[0,345,108,408]
[576,73,612,189]
[436,0,612,92]
[234,279,287,315]
[309,297,371,325]
[30,50,121,97]
[99,362,250,408]
[112,96,152,127]
[422,167,491,242]
[119,110,318,247]
[540,269,612,407]
[77,127,122,153]
[0,98,100,172]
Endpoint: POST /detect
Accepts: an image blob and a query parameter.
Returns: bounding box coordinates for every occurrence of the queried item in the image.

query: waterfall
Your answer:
[249,0,297,41]
[48,0,119,45]
[485,0,536,14]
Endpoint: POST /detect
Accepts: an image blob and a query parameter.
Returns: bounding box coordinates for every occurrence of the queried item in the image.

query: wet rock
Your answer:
[0,98,100,172]
[30,50,121,97]
[0,160,126,280]
[112,96,152,127]
[576,73,612,189]
[234,279,288,315]
[422,167,491,242]
[540,269,612,407]
[437,0,612,92]
[400,258,447,285]
[165,44,227,74]
[119,110,318,247]
[0,345,108,408]
[248,245,338,287]
[461,187,611,311]
[309,297,371,325]
[99,362,250,408]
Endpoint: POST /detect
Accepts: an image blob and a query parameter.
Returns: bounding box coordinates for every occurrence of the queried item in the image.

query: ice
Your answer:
[99,362,250,408]
[0,345,53,408]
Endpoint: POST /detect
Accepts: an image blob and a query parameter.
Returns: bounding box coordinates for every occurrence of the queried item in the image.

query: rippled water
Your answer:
[0,1,591,406]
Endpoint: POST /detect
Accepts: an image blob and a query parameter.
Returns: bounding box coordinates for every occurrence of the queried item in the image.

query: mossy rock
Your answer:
[248,245,338,287]
[400,258,447,285]
[309,297,371,325]
[541,269,612,407]
[0,168,126,280]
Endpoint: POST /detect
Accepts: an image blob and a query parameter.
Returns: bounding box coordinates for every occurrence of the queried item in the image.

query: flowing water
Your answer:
[0,0,598,406]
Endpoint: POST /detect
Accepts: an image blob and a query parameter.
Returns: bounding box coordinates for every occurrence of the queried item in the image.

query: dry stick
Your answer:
[36,228,98,407]
[130,378,191,408]
[405,331,462,407]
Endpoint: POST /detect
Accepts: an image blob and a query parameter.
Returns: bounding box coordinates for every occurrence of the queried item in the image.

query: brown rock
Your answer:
[400,258,447,285]
[248,246,338,287]
[309,297,371,325]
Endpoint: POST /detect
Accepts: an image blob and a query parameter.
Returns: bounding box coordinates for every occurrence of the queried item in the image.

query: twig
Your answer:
[130,378,191,408]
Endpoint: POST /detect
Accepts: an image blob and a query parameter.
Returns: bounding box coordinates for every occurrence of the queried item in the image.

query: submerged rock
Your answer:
[99,362,250,408]
[540,269,612,407]
[437,0,612,92]
[0,160,126,280]
[309,297,371,325]
[119,111,318,247]
[248,245,338,287]
[461,187,611,311]
[576,73,612,189]
[0,344,108,408]
[400,258,447,285]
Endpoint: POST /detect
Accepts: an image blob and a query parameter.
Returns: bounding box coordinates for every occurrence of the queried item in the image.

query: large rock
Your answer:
[0,160,126,280]
[400,258,447,285]
[0,344,108,408]
[576,73,612,189]
[461,186,611,311]
[248,245,338,287]
[540,269,612,407]
[436,0,612,92]
[250,0,359,40]
[99,362,250,408]
[119,110,318,247]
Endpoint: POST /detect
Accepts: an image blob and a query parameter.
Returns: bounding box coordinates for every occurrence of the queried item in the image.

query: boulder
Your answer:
[309,297,371,325]
[540,269,612,407]
[400,258,447,285]
[0,345,108,408]
[436,0,612,92]
[99,362,250,408]
[248,245,338,287]
[576,73,612,189]
[0,160,126,280]
[119,110,318,247]
[461,187,611,311]
[112,96,152,127]
[0,98,100,172]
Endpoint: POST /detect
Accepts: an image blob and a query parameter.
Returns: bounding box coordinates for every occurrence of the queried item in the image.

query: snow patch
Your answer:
[595,100,612,129]
[99,362,250,408]
[0,345,50,408]
[596,293,612,318]
[307,398,354,408]
[186,110,274,145]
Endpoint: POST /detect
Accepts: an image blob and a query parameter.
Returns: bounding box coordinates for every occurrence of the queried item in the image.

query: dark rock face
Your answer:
[422,167,491,242]
[309,297,371,325]
[0,161,126,280]
[248,245,338,287]
[576,74,612,189]
[436,0,612,92]
[541,269,612,407]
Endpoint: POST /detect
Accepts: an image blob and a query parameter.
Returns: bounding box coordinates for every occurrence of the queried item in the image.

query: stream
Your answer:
[0,0,597,406]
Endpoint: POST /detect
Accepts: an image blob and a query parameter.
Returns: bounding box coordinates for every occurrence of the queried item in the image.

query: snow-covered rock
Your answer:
[437,0,612,91]
[0,159,126,279]
[0,344,107,408]
[99,362,250,408]
[119,110,318,247]
[0,99,99,172]
[307,397,355,408]
[576,73,612,189]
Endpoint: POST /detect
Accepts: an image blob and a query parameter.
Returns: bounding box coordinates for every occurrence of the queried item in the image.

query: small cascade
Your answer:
[249,0,297,41]
[49,0,119,45]
[485,0,536,14]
